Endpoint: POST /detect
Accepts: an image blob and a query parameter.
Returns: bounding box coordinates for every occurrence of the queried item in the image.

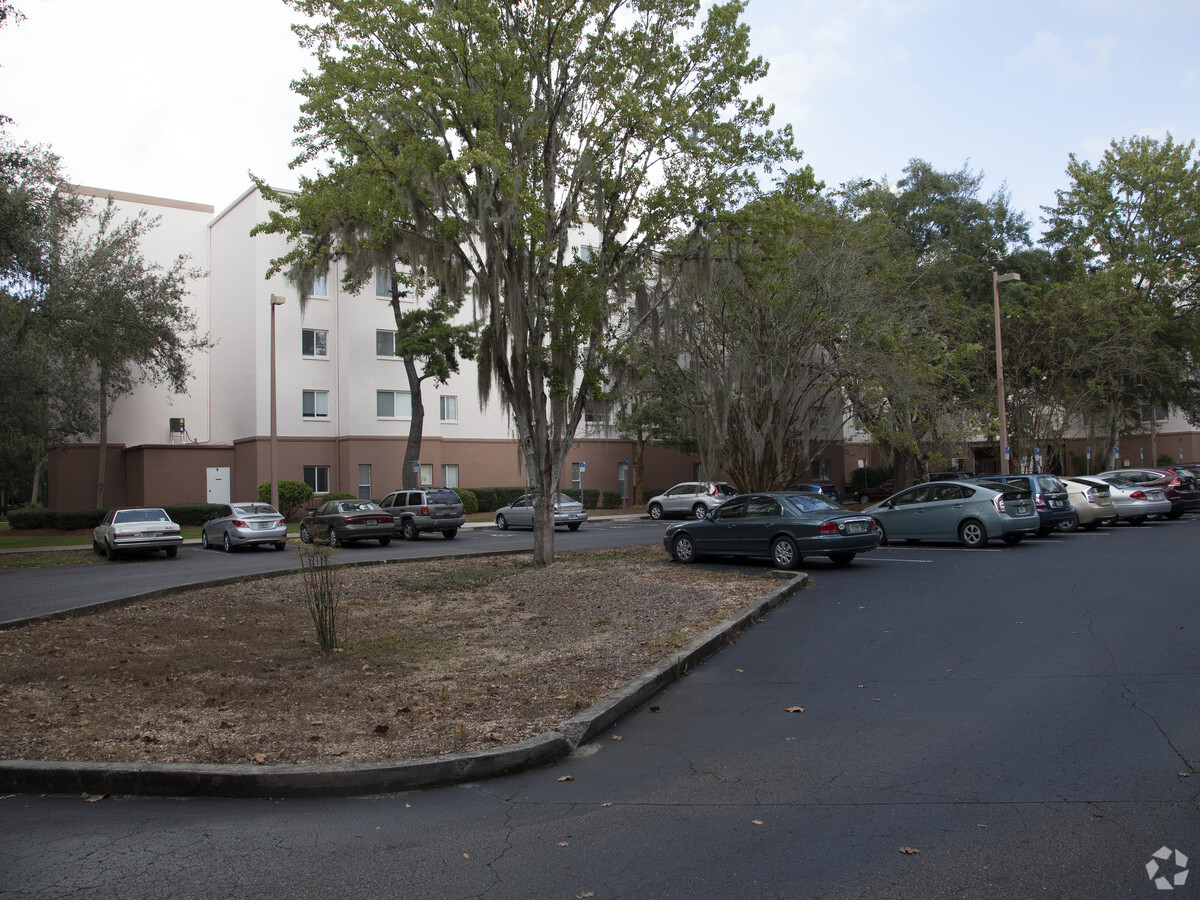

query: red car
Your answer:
[1095,467,1200,519]
[854,480,894,505]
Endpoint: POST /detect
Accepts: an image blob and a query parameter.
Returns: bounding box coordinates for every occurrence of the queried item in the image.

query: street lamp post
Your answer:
[269,293,287,511]
[993,271,1020,474]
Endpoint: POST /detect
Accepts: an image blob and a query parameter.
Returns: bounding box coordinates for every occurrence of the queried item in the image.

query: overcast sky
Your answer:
[2,0,1197,238]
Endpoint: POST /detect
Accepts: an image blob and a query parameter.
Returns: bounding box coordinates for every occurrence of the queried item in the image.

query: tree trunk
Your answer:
[96,376,109,509]
[634,431,647,506]
[29,457,46,507]
[403,356,424,489]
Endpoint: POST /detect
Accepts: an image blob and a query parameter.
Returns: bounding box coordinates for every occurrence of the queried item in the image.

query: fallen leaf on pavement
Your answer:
[558,775,574,782]
[785,706,806,713]
[899,847,921,854]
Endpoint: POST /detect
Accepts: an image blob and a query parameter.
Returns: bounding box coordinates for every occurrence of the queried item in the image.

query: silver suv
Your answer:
[647,482,738,520]
[379,488,467,540]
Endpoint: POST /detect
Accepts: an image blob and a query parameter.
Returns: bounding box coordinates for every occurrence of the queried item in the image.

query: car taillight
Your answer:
[818,521,840,535]
[1131,490,1147,500]
[420,506,429,515]
[708,484,718,496]
[277,519,286,527]
[1034,492,1048,509]
[232,519,248,528]
[992,496,1007,513]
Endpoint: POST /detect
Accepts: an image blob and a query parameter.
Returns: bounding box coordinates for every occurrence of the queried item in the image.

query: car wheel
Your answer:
[771,536,800,570]
[223,532,234,553]
[328,528,341,547]
[1128,515,1146,526]
[671,533,697,564]
[828,551,856,566]
[1002,534,1024,545]
[300,524,313,543]
[275,541,287,551]
[379,536,392,547]
[648,503,663,520]
[165,546,178,558]
[442,528,458,539]
[692,503,708,520]
[857,493,871,505]
[958,519,987,548]
[1055,517,1079,533]
[496,514,508,530]
[105,540,117,561]
[92,539,104,556]
[567,522,581,531]
[402,519,419,541]
[200,530,211,550]
[1166,508,1184,520]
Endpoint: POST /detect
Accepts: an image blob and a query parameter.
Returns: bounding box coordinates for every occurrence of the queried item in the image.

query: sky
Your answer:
[1,0,1197,239]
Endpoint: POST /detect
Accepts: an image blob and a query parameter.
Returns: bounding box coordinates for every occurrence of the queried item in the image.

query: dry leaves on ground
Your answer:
[0,546,779,766]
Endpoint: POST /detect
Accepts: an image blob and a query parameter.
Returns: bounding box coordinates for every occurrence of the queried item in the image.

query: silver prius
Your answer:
[863,480,1040,548]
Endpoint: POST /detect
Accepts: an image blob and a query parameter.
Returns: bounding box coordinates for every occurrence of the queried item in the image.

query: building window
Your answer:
[375,267,392,298]
[572,462,582,490]
[358,464,372,501]
[302,328,328,358]
[584,400,611,426]
[440,395,457,422]
[441,464,459,489]
[376,330,398,358]
[420,463,433,487]
[811,458,831,481]
[302,390,329,419]
[304,465,329,494]
[310,271,328,299]
[377,390,412,418]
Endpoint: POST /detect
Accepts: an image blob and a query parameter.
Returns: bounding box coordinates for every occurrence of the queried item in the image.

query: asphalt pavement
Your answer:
[3,515,1199,898]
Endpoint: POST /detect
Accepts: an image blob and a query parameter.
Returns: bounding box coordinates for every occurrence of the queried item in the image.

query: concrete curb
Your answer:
[0,572,811,799]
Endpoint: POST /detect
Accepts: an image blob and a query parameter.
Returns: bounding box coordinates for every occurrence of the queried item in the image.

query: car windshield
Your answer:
[233,504,279,516]
[338,501,380,512]
[426,491,459,504]
[113,509,170,524]
[557,493,578,504]
[785,493,840,513]
[1101,477,1138,490]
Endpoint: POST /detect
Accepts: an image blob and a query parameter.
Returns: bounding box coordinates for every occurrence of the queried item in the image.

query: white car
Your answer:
[1061,477,1118,530]
[1094,476,1172,524]
[646,482,738,520]
[201,502,288,552]
[93,507,183,560]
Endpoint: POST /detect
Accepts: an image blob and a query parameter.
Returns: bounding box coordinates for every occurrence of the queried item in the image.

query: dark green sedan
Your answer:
[663,492,880,569]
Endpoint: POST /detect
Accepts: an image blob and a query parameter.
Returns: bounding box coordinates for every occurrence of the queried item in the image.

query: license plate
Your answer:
[1015,503,1029,514]
[364,519,378,525]
[254,522,270,529]
[845,520,867,534]
[1051,499,1063,508]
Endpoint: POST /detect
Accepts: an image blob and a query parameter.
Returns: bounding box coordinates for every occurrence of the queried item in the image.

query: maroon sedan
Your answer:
[1095,467,1200,519]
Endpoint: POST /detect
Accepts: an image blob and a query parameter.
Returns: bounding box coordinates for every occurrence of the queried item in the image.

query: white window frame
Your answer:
[375,267,392,298]
[420,463,433,487]
[310,271,328,299]
[302,328,328,359]
[440,395,458,423]
[376,329,398,358]
[304,465,330,494]
[441,464,459,489]
[376,390,412,419]
[302,390,329,420]
[358,464,372,501]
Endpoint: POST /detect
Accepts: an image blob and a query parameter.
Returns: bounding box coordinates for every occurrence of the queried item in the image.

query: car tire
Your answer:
[1055,517,1079,533]
[828,551,856,566]
[105,540,117,561]
[442,528,458,539]
[648,503,663,520]
[328,529,341,547]
[496,514,508,530]
[692,503,708,520]
[857,493,871,505]
[379,536,392,547]
[223,532,234,553]
[275,542,287,551]
[300,524,313,543]
[958,519,987,548]
[92,539,104,556]
[671,533,697,564]
[771,536,800,570]
[402,519,419,541]
[874,521,888,545]
[1128,515,1146,526]
[201,530,211,550]
[1002,534,1024,545]
[165,546,178,558]
[1166,508,1184,520]
[567,522,581,531]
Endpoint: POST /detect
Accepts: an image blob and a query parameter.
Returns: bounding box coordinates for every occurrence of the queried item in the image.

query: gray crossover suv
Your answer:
[379,488,467,540]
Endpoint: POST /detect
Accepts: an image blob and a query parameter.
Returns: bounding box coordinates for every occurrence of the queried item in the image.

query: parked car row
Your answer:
[659,464,1200,570]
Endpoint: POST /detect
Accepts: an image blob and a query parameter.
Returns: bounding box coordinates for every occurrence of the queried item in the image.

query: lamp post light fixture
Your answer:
[993,271,1020,474]
[269,293,287,511]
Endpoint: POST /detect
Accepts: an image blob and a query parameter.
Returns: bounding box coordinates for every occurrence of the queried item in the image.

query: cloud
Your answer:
[1006,31,1116,80]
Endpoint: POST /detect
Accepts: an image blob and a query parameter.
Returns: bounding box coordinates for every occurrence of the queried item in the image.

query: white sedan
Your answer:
[93,507,183,560]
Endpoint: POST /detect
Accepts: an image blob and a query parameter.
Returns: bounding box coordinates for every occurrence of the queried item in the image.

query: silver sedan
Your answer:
[1094,476,1171,524]
[495,493,588,531]
[201,502,288,552]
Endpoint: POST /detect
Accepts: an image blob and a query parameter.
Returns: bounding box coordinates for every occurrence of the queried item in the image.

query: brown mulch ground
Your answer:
[0,546,784,767]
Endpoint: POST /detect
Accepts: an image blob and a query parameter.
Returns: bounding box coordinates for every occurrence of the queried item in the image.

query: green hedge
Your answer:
[602,490,623,509]
[456,488,478,515]
[562,488,600,508]
[466,486,527,513]
[6,503,220,530]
